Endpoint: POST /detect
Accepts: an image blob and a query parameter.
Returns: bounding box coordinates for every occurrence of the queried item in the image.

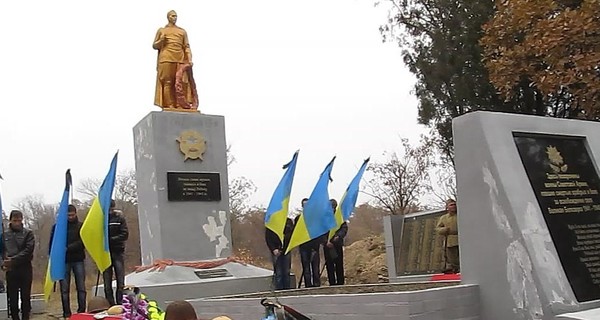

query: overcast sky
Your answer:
[0,0,426,212]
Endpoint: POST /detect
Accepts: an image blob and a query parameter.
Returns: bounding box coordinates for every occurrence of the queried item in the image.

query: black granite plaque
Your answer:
[513,132,600,302]
[167,172,222,202]
[397,211,446,275]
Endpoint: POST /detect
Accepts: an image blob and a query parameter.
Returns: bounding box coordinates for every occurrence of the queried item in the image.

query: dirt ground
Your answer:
[343,235,388,284]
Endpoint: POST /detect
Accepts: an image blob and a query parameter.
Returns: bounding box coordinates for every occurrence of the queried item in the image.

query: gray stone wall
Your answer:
[189,284,480,320]
[453,111,600,319]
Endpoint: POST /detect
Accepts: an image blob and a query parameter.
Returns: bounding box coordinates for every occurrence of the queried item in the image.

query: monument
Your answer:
[152,10,199,112]
[97,11,273,307]
[454,111,600,319]
[383,209,448,283]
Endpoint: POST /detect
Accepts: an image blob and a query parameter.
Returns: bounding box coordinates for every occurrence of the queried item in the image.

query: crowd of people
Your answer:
[0,193,457,319]
[265,198,348,290]
[1,200,129,320]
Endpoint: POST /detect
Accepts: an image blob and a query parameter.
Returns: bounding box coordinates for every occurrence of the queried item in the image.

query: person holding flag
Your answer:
[324,158,369,286]
[103,200,129,305]
[323,199,347,286]
[264,151,299,290]
[80,152,128,306]
[2,210,35,320]
[265,218,294,290]
[48,204,86,318]
[286,157,337,288]
[44,169,86,318]
[296,198,327,288]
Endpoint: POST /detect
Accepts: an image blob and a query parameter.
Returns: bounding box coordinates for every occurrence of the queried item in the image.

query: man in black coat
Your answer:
[324,199,348,286]
[265,218,294,290]
[2,210,35,320]
[102,200,129,305]
[49,205,86,318]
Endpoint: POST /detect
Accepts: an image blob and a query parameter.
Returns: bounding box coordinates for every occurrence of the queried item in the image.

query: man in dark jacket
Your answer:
[49,205,86,318]
[324,199,348,285]
[265,217,294,290]
[2,210,35,320]
[103,200,129,305]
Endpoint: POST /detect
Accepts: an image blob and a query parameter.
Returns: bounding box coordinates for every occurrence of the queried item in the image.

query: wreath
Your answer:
[174,63,199,110]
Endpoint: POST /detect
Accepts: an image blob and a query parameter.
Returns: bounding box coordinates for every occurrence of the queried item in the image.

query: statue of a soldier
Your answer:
[153,10,198,111]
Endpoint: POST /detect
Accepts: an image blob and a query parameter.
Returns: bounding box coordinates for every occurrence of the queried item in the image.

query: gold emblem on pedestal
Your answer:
[176,130,207,161]
[546,145,568,173]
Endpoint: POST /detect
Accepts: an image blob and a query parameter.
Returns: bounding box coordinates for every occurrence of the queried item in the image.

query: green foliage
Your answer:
[481,0,600,119]
[379,0,570,160]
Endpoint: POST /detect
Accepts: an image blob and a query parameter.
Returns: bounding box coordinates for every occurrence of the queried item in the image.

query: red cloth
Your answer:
[430,273,461,281]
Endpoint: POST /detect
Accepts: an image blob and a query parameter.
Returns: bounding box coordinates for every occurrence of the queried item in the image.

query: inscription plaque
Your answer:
[514,132,600,302]
[397,211,446,275]
[167,172,222,202]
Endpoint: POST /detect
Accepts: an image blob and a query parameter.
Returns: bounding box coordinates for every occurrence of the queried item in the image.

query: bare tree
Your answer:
[12,194,58,280]
[226,145,258,219]
[76,169,137,205]
[229,176,257,218]
[364,136,435,215]
[430,164,457,207]
[115,169,137,205]
[76,178,102,201]
[13,194,57,230]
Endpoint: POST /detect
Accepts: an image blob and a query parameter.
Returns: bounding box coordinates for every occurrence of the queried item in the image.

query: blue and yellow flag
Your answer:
[286,157,337,254]
[264,151,299,243]
[44,169,72,301]
[80,151,118,272]
[329,158,370,239]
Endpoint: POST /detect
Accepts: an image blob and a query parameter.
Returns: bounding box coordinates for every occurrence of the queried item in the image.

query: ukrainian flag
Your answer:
[329,158,370,239]
[264,151,299,243]
[286,157,337,254]
[44,169,72,301]
[80,151,118,272]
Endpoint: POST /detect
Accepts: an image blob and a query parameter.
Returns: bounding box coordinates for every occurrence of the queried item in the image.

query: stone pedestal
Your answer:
[133,111,232,264]
[454,111,600,320]
[121,111,272,308]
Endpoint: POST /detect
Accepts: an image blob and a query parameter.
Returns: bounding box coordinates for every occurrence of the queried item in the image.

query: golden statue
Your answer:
[153,10,199,112]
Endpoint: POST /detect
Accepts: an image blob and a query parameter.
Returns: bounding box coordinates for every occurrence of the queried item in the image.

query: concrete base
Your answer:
[95,262,276,308]
[188,284,480,320]
[556,308,600,319]
[0,293,45,319]
[389,274,434,283]
[390,274,461,284]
